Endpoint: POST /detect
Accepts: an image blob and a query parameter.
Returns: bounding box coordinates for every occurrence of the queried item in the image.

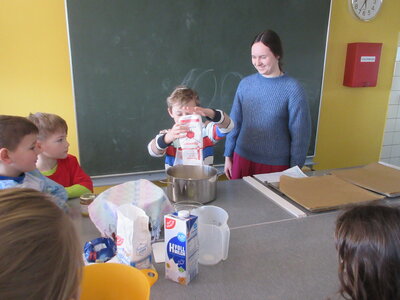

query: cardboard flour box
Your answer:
[164,211,199,285]
[178,114,203,165]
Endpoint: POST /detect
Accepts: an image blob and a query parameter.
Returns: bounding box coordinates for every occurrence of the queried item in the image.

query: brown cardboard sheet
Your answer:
[279,174,385,212]
[330,163,400,197]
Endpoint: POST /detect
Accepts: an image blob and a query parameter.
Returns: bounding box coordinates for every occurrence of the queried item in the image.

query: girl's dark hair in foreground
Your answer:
[335,204,400,300]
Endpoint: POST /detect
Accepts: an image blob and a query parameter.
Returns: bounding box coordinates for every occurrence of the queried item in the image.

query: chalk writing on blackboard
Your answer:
[180,68,243,109]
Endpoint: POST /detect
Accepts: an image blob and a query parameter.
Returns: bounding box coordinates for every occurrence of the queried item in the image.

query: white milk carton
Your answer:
[164,210,199,285]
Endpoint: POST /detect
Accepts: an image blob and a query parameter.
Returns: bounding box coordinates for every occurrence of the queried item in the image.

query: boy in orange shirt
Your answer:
[28,112,93,198]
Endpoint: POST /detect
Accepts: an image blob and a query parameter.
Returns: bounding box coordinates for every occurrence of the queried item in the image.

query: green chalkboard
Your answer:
[66,0,331,176]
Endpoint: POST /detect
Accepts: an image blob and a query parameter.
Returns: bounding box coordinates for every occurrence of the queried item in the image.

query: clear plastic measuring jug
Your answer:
[191,205,230,265]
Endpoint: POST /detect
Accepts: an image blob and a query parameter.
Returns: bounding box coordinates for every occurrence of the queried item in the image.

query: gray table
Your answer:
[71,179,344,300]
[152,212,340,300]
[151,180,341,300]
[201,179,294,229]
[70,179,294,243]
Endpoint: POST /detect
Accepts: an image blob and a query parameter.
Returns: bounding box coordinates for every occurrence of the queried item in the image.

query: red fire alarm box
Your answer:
[343,42,382,87]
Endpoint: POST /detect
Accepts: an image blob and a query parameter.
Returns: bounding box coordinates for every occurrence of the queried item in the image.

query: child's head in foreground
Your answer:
[0,188,82,300]
[166,86,200,123]
[28,113,70,160]
[335,204,400,300]
[0,115,40,175]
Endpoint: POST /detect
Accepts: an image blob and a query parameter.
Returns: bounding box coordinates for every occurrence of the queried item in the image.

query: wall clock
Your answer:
[350,0,383,21]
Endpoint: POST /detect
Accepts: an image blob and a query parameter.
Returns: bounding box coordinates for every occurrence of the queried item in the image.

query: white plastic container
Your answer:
[164,210,199,285]
[191,205,230,265]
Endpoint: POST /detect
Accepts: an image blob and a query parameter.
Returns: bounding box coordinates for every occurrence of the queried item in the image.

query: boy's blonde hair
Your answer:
[0,115,38,151]
[0,188,82,300]
[28,112,68,140]
[166,85,200,108]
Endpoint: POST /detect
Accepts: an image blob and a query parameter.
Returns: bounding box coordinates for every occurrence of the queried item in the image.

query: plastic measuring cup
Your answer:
[191,205,230,265]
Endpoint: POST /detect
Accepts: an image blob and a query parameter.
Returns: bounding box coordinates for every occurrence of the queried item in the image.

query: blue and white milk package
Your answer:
[164,210,199,285]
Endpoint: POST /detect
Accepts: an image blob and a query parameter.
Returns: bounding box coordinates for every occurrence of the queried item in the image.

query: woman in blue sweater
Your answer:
[224,30,311,179]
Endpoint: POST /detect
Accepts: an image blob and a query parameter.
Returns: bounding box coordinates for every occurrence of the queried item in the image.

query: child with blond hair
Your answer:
[28,112,93,199]
[0,115,67,208]
[148,86,234,168]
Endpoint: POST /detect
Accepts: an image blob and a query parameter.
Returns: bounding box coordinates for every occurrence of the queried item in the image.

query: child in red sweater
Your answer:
[28,112,93,198]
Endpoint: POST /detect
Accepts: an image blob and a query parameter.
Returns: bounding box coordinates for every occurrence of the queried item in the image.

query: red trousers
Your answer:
[231,152,289,180]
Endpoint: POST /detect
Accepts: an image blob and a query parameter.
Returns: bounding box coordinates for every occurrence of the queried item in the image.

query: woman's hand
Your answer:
[224,156,233,180]
[164,123,189,144]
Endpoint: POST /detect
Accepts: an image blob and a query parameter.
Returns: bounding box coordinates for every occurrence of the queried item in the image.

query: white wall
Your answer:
[381,45,400,165]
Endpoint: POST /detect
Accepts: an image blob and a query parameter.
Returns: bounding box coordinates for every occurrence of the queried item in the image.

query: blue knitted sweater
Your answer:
[224,73,311,167]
